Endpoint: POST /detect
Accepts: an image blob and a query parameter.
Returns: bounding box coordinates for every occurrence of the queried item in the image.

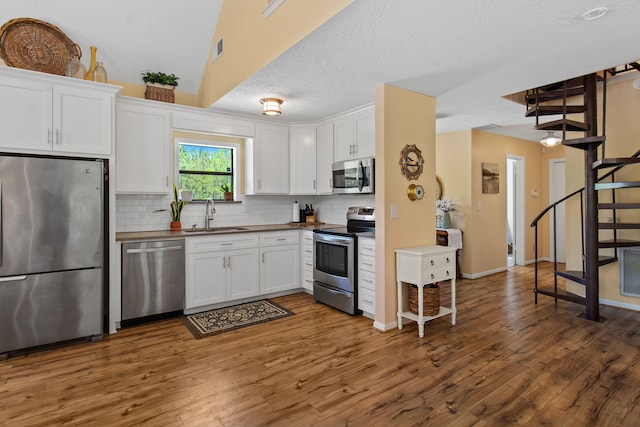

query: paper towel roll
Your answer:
[292,201,300,222]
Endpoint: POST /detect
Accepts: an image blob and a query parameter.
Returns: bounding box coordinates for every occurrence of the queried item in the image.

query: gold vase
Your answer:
[84,46,97,80]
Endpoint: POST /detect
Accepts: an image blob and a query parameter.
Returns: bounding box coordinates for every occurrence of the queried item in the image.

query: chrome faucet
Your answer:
[204,198,216,230]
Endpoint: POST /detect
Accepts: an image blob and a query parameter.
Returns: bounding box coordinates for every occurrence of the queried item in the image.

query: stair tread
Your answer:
[598,202,640,209]
[535,288,586,305]
[536,119,588,132]
[599,222,640,229]
[526,86,586,104]
[593,157,640,169]
[595,181,640,190]
[599,239,640,248]
[525,105,586,117]
[555,269,587,284]
[599,256,618,267]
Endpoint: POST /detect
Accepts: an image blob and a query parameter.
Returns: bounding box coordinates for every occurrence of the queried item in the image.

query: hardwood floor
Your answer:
[1,263,640,426]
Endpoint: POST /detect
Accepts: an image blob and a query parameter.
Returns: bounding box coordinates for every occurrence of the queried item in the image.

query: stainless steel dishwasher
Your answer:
[122,239,185,322]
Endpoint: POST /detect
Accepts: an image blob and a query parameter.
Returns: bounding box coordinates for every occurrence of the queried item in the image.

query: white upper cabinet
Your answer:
[333,107,375,162]
[0,68,116,156]
[245,123,289,194]
[289,126,317,194]
[316,122,334,194]
[116,99,171,193]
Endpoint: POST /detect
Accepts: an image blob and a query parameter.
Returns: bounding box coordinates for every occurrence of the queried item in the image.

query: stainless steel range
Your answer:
[313,207,375,315]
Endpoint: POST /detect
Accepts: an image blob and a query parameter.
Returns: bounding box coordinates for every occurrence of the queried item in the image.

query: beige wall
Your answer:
[436,130,547,276]
[375,84,436,327]
[436,130,472,272]
[198,0,353,108]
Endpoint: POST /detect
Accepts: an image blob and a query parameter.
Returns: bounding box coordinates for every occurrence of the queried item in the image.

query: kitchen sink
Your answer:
[184,226,249,233]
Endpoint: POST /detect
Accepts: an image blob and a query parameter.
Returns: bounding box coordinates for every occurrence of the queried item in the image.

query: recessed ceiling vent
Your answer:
[212,38,223,63]
[474,124,501,131]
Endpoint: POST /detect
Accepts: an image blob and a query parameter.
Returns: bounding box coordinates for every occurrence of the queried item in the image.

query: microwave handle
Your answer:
[358,160,364,192]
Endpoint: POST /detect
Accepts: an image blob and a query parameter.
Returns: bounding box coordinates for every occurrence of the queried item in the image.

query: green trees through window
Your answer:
[179,143,234,201]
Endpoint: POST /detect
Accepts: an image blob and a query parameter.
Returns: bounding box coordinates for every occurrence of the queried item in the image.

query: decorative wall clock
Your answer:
[407,183,424,201]
[399,144,424,180]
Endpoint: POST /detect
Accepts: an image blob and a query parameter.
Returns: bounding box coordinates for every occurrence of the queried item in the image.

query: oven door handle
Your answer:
[314,234,353,246]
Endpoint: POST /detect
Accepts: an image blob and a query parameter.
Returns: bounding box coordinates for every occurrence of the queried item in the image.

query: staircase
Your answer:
[528,65,640,321]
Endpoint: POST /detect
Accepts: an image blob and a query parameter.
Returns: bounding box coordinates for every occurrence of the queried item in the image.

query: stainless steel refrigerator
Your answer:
[0,155,105,355]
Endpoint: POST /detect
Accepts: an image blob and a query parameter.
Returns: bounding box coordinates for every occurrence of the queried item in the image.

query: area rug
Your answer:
[182,299,294,339]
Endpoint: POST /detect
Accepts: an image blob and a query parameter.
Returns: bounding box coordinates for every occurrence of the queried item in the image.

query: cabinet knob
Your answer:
[430,273,435,279]
[446,270,450,276]
[430,260,435,266]
[446,257,450,263]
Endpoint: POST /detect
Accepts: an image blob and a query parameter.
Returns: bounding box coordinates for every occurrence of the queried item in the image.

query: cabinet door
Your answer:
[260,244,300,294]
[186,251,226,309]
[227,248,260,300]
[316,123,334,194]
[354,108,375,158]
[333,116,355,162]
[53,85,113,155]
[253,124,289,194]
[0,76,51,151]
[289,126,317,194]
[116,102,171,193]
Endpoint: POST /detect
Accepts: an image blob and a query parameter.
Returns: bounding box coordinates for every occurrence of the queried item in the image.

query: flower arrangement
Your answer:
[436,198,455,212]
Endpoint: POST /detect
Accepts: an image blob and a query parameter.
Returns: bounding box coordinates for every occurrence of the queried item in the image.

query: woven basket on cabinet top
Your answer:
[0,17,81,76]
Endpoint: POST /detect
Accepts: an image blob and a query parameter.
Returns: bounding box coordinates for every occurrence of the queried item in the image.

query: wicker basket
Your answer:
[144,83,175,103]
[408,283,440,316]
[0,17,81,76]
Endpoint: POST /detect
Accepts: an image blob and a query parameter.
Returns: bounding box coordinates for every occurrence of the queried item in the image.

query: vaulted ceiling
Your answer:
[3,1,640,142]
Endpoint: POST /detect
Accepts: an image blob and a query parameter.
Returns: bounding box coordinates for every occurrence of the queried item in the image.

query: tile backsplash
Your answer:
[116,193,375,233]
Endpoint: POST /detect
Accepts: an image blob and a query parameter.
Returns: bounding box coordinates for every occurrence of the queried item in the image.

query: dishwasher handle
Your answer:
[125,245,183,254]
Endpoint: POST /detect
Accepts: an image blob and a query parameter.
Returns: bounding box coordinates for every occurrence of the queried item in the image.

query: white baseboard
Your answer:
[464,266,508,279]
[600,298,640,312]
[373,320,397,331]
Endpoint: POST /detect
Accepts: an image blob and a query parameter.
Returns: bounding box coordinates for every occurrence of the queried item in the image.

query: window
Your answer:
[178,141,236,201]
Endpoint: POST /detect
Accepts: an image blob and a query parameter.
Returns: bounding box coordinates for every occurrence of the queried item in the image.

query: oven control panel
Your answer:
[347,206,375,221]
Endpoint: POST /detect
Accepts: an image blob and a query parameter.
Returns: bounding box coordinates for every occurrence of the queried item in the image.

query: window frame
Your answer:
[174,137,239,202]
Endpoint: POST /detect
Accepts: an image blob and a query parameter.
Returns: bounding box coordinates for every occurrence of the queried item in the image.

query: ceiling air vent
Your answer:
[212,38,223,63]
[473,124,501,131]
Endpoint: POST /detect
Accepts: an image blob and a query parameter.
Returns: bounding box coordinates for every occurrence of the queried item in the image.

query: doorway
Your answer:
[506,155,525,267]
[549,159,566,263]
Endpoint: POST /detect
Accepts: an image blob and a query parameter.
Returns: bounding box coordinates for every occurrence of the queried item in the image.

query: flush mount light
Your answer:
[582,6,609,21]
[260,97,283,116]
[540,131,562,147]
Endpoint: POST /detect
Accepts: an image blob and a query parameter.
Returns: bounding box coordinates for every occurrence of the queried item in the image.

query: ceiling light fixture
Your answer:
[582,6,609,21]
[260,97,283,116]
[633,78,640,90]
[540,131,562,147]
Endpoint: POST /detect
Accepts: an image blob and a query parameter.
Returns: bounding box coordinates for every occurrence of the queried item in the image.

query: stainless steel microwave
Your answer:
[332,157,375,194]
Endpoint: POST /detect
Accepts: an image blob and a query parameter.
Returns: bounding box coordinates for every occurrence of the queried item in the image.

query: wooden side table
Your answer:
[395,245,457,337]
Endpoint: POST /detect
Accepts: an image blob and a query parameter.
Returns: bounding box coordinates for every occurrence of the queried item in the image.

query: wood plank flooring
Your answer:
[1,263,640,426]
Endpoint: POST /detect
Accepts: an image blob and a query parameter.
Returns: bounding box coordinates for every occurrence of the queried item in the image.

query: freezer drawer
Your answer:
[122,240,185,321]
[0,268,103,354]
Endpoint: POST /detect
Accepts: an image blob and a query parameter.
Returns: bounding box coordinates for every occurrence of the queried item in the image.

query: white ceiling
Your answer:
[3,1,640,142]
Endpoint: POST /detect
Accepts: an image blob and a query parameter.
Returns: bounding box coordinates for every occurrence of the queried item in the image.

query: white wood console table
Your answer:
[395,245,457,337]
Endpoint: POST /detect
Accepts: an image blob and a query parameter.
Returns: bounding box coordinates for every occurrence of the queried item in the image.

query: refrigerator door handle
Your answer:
[0,180,2,267]
[0,275,27,283]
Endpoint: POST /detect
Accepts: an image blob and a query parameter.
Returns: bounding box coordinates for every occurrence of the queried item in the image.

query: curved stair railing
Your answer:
[525,64,640,321]
[530,148,640,311]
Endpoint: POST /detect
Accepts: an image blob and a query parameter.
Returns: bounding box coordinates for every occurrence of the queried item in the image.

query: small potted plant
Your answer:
[221,183,233,201]
[141,71,179,103]
[170,184,184,229]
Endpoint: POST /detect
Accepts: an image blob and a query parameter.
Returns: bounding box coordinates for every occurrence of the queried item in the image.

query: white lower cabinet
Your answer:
[186,234,259,310]
[186,230,302,312]
[358,237,376,319]
[260,231,300,294]
[301,230,314,293]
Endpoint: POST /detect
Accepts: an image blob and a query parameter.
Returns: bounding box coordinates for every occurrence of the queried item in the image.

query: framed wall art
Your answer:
[482,162,499,194]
